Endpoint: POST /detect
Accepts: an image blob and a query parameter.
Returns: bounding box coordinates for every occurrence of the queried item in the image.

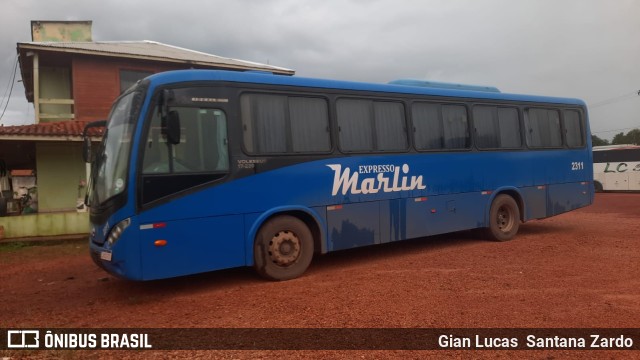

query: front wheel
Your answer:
[484,194,520,241]
[254,215,314,281]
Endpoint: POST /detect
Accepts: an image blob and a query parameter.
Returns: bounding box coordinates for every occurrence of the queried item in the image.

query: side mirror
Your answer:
[82,120,107,163]
[83,137,92,163]
[165,110,181,145]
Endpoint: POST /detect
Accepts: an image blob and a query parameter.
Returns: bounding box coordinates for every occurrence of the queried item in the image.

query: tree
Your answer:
[626,129,640,145]
[611,132,627,145]
[591,135,610,146]
[611,129,640,145]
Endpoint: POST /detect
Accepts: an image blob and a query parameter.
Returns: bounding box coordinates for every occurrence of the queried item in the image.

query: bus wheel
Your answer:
[594,181,603,193]
[485,194,520,241]
[254,215,314,281]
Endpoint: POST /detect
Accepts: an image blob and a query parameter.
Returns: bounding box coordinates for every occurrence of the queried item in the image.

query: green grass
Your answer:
[0,240,88,265]
[0,241,37,252]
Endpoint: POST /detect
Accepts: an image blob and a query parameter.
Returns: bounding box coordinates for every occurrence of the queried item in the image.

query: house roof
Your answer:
[17,40,294,104]
[17,40,294,74]
[0,120,104,141]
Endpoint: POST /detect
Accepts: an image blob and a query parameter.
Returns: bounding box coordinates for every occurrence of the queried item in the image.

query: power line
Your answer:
[589,90,640,109]
[0,55,18,111]
[590,90,640,136]
[0,57,19,122]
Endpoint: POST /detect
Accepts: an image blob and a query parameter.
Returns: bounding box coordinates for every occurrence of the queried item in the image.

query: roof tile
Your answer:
[0,120,104,138]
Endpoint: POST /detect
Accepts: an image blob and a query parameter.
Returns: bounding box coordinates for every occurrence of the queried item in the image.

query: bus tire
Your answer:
[484,194,520,242]
[594,181,603,193]
[254,215,314,281]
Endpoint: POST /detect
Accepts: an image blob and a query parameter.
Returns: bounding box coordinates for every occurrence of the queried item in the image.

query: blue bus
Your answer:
[84,69,593,281]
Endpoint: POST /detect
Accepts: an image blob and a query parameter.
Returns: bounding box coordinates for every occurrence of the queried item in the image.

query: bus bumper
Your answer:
[89,240,143,280]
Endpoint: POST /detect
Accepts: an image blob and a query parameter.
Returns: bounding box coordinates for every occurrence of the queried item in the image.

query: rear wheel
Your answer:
[254,215,314,281]
[594,181,603,193]
[484,194,520,241]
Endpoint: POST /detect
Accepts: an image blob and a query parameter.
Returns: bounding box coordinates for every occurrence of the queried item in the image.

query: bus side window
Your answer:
[242,94,331,154]
[337,99,374,152]
[473,106,521,149]
[563,110,584,148]
[413,103,469,151]
[142,112,170,173]
[497,107,521,148]
[289,97,331,152]
[525,108,562,148]
[142,107,229,174]
[442,105,469,149]
[242,94,287,154]
[337,98,408,153]
[172,108,229,173]
[374,101,408,151]
[412,102,442,150]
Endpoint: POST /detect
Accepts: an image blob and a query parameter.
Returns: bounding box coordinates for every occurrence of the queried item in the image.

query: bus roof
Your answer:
[146,69,586,106]
[388,79,501,93]
[593,144,640,151]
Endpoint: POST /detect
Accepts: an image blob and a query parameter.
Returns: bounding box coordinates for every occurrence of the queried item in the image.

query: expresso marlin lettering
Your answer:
[327,164,426,196]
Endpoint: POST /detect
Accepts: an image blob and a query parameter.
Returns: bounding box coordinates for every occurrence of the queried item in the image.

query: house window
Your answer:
[120,70,153,93]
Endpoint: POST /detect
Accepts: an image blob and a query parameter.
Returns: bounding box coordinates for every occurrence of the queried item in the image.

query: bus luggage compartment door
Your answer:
[604,172,630,191]
[547,182,591,217]
[327,202,380,251]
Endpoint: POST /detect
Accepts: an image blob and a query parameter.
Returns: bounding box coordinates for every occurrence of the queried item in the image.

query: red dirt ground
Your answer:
[1,193,639,359]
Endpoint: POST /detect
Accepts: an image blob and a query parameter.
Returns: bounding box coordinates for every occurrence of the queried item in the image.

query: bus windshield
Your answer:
[89,91,141,206]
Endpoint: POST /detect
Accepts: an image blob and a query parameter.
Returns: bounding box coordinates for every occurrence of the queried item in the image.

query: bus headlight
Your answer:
[107,218,131,246]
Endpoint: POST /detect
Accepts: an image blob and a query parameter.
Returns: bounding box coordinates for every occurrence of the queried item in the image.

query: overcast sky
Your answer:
[0,0,638,140]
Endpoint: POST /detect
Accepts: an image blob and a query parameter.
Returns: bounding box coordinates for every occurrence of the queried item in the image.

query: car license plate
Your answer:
[100,251,112,262]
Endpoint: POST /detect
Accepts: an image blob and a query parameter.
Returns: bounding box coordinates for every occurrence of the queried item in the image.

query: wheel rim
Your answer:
[496,205,514,232]
[268,230,301,267]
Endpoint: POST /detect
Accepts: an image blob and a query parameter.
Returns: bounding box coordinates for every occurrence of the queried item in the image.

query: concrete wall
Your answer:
[0,141,89,239]
[31,21,92,42]
[35,142,86,212]
[0,212,89,239]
